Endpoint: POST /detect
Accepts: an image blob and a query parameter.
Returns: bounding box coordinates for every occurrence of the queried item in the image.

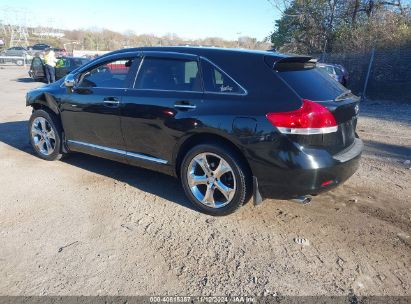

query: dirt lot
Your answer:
[0,66,410,297]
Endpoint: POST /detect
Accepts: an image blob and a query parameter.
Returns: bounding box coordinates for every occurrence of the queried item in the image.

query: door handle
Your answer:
[174,101,196,110]
[103,97,120,106]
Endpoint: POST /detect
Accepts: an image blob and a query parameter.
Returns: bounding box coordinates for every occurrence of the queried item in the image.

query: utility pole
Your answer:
[1,7,29,48]
[362,48,375,102]
[237,32,242,48]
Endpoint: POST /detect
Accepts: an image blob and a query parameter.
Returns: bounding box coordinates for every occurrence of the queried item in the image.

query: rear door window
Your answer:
[32,57,43,67]
[134,57,202,92]
[201,59,245,94]
[278,67,346,101]
[56,58,67,68]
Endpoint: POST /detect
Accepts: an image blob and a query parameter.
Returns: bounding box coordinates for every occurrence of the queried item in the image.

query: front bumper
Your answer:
[252,138,363,199]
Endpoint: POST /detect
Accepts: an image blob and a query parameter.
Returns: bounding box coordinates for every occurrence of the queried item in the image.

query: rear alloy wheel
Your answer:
[181,144,250,216]
[29,109,63,161]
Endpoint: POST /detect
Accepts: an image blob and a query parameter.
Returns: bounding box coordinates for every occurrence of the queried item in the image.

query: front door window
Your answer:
[78,58,136,88]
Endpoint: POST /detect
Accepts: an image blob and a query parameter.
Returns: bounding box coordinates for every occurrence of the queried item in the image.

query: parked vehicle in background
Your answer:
[26,47,362,216]
[317,63,349,86]
[0,46,31,65]
[28,56,45,81]
[0,46,29,57]
[54,57,90,79]
[53,48,67,57]
[28,56,90,82]
[335,64,349,86]
[29,43,51,52]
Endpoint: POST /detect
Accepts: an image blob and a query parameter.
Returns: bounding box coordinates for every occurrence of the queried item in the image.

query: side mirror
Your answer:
[64,74,76,88]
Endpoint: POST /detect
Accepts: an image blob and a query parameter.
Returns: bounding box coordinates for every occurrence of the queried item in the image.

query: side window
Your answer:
[135,57,201,92]
[32,58,43,67]
[55,59,66,68]
[78,58,136,88]
[201,59,245,94]
[63,59,70,68]
[334,67,343,76]
[72,59,86,68]
[325,66,334,74]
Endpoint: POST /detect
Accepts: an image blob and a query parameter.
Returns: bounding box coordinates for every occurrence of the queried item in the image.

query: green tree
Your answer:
[270,0,411,54]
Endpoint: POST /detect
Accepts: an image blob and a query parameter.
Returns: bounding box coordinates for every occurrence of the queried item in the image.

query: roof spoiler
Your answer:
[264,55,316,72]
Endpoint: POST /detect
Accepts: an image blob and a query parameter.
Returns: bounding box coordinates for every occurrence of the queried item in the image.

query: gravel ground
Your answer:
[0,66,410,297]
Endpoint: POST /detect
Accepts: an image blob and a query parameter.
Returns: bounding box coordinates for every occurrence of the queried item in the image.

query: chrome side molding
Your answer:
[174,104,196,109]
[67,140,168,164]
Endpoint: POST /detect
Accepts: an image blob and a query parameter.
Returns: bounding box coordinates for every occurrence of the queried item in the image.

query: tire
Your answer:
[28,109,63,161]
[180,143,251,216]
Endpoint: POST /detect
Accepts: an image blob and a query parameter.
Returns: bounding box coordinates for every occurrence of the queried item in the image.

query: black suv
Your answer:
[26,47,363,215]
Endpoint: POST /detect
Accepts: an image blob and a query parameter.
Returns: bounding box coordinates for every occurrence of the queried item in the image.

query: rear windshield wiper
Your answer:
[335,90,352,101]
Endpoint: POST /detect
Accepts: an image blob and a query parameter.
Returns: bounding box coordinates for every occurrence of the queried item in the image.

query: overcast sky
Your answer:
[0,0,280,40]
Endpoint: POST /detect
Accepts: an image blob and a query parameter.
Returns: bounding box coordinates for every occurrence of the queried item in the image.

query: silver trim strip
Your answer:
[126,151,168,164]
[174,104,196,109]
[79,87,128,90]
[103,100,120,104]
[132,57,145,89]
[129,54,247,96]
[277,126,338,135]
[67,140,168,164]
[128,88,203,94]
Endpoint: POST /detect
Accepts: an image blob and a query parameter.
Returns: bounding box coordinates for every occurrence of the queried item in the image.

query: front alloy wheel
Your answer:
[31,117,56,156]
[29,109,63,161]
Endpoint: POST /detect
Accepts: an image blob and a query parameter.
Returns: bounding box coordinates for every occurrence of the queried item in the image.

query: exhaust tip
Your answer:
[292,196,312,205]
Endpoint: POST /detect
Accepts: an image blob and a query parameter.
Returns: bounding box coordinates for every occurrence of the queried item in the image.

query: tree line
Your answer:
[269,0,411,54]
[0,27,270,51]
[63,29,271,51]
[2,1,410,54]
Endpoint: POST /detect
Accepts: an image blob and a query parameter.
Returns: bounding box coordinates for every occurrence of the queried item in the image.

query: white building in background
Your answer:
[32,31,64,38]
[73,50,109,57]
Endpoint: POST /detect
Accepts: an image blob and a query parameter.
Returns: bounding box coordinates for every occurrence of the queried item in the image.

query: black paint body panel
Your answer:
[26,47,362,200]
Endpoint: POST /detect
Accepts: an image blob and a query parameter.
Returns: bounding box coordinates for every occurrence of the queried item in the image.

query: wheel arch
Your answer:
[27,93,60,116]
[173,132,253,179]
[28,94,67,152]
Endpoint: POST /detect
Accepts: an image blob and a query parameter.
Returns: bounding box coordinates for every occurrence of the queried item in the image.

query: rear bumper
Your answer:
[252,138,363,199]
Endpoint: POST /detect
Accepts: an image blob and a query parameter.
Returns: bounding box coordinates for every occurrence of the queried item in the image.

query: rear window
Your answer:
[278,67,346,101]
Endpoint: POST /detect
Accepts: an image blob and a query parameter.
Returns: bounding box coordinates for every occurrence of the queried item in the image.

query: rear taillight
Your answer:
[266,99,337,135]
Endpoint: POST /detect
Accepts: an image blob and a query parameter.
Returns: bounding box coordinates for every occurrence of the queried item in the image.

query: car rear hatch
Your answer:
[265,55,360,155]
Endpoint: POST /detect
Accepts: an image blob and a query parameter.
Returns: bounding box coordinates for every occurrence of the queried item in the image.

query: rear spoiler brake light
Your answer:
[264,55,316,72]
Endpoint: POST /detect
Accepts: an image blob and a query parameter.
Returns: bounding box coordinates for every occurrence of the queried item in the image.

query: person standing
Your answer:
[44,48,57,84]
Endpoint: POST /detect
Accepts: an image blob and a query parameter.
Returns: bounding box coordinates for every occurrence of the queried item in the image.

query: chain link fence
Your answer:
[317,43,411,102]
